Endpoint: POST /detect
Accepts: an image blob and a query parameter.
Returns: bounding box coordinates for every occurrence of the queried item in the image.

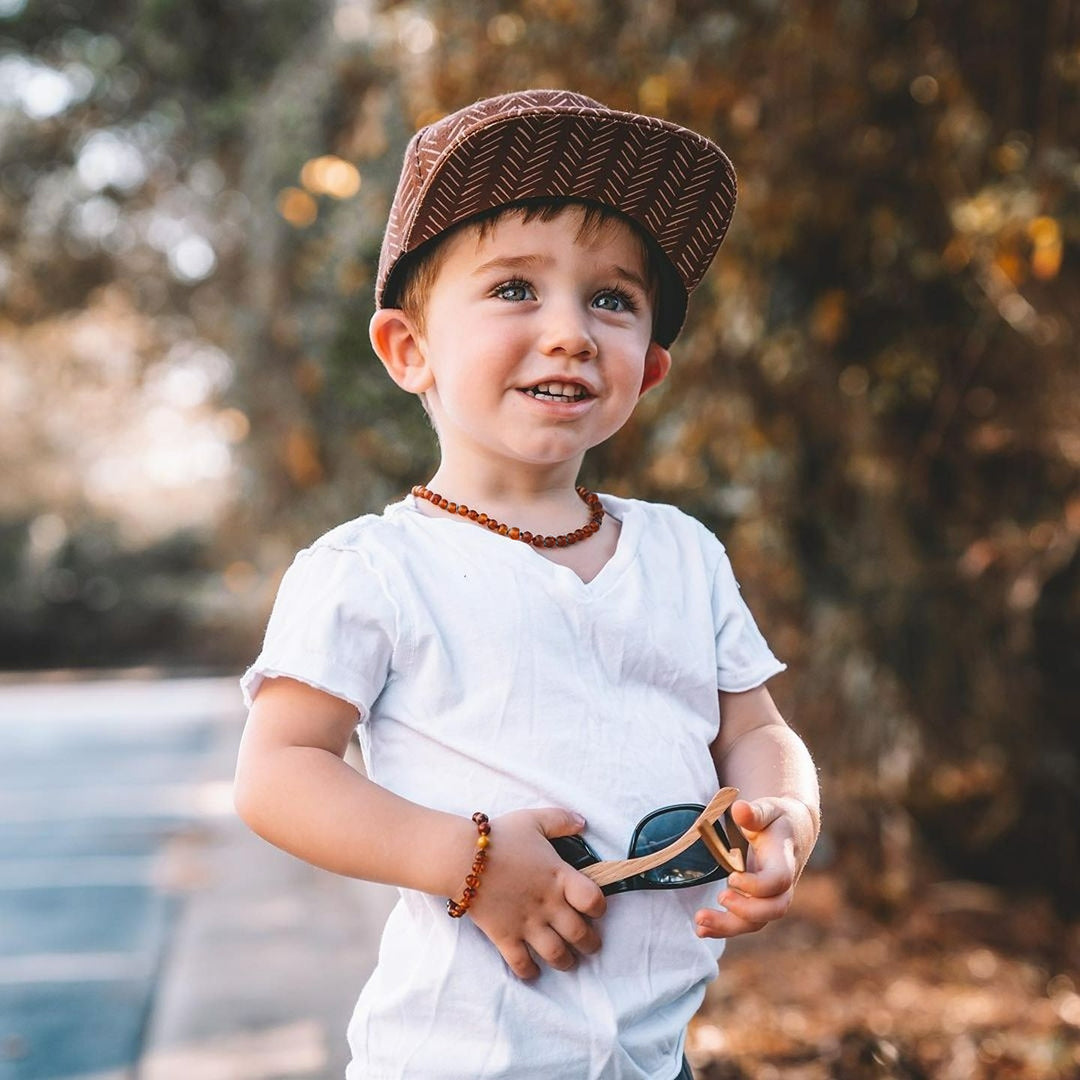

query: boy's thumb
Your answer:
[535,808,587,838]
[730,798,770,837]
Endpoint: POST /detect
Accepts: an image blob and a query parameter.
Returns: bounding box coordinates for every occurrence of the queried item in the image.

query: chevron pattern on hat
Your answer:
[377,89,736,346]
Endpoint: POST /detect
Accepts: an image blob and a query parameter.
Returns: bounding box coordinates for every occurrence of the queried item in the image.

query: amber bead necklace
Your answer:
[411,483,605,548]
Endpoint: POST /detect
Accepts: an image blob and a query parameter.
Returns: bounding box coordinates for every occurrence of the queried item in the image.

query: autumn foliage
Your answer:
[1,6,1078,1065]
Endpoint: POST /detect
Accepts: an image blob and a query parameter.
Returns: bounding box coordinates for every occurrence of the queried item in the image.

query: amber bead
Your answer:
[447,812,492,919]
[412,484,605,550]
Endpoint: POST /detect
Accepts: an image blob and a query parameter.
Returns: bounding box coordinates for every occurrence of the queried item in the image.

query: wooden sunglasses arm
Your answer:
[579,788,745,889]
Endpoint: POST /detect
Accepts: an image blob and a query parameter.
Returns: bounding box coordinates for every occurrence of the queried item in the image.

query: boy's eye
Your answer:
[492,280,535,302]
[593,288,638,314]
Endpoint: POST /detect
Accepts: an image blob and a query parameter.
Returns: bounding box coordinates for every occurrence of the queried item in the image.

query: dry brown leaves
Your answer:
[689,871,1080,1079]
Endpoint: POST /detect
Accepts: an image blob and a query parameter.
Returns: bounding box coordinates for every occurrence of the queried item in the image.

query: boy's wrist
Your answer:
[445,812,492,918]
[431,810,494,900]
[773,795,820,868]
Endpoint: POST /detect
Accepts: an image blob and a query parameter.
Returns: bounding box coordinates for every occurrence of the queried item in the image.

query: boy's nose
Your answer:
[539,302,597,360]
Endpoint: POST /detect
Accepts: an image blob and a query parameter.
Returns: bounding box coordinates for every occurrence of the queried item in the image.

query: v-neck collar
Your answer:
[392,492,641,594]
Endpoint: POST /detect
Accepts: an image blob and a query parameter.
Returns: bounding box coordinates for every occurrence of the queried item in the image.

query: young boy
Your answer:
[235,90,819,1080]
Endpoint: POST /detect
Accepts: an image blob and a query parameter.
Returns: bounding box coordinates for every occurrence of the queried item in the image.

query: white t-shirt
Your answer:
[241,494,785,1080]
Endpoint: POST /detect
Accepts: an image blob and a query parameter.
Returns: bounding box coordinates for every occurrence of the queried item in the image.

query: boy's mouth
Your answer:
[522,381,592,403]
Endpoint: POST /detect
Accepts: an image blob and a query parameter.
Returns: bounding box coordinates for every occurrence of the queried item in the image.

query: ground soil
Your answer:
[689,871,1080,1079]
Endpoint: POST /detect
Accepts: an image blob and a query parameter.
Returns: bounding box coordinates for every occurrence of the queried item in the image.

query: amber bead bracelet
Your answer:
[446,812,492,919]
[412,484,605,548]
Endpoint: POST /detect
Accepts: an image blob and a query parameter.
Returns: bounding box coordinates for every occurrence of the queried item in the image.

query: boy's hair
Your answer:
[376,89,737,348]
[394,198,665,338]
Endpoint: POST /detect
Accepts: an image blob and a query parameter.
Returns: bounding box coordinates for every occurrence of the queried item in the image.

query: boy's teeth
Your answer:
[527,382,587,401]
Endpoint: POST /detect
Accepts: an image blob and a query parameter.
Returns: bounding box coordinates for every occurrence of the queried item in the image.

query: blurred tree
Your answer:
[0,0,329,665]
[1,0,1077,911]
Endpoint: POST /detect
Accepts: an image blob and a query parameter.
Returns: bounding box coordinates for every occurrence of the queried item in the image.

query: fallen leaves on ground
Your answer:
[689,871,1080,1079]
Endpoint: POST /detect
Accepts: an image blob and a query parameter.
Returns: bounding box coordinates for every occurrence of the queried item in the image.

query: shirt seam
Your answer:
[294,532,415,716]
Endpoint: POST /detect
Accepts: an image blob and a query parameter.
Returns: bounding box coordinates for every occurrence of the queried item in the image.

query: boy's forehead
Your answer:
[455,208,648,270]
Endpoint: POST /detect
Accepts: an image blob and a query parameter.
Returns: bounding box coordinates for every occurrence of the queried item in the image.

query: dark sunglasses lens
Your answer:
[632,809,724,887]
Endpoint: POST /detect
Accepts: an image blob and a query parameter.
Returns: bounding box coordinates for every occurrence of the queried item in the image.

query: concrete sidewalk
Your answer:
[137,677,397,1079]
[0,675,395,1080]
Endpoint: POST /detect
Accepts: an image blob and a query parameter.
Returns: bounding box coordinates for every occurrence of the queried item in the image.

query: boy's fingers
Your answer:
[717,885,793,924]
[726,863,795,899]
[694,906,766,940]
[500,940,540,980]
[531,927,577,972]
[730,798,775,837]
[554,912,602,956]
[564,873,607,919]
[534,808,587,839]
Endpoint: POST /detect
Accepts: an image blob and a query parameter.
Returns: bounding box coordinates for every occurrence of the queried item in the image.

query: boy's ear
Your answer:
[639,342,672,396]
[369,308,434,394]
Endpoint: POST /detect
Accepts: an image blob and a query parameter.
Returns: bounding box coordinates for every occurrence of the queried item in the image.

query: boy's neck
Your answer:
[427,451,583,501]
[417,458,620,585]
[422,458,595,535]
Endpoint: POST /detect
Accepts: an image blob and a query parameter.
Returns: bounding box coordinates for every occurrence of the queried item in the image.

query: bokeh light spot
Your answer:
[224,561,258,594]
[76,130,147,193]
[300,155,361,199]
[487,13,524,45]
[909,74,939,104]
[216,408,251,443]
[839,365,870,398]
[277,187,318,227]
[638,75,669,114]
[168,236,217,283]
[399,14,436,54]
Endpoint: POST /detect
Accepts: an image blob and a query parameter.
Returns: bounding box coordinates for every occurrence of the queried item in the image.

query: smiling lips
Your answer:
[522,381,592,403]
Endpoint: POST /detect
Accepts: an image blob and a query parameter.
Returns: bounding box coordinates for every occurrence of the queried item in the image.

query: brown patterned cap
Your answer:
[376,89,737,347]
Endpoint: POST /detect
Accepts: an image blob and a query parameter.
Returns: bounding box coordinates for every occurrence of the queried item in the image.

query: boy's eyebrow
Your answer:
[473,255,650,292]
[609,265,651,294]
[472,254,547,277]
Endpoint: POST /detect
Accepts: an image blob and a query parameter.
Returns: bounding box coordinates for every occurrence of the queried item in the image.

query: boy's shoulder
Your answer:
[299,498,413,558]
[607,493,728,553]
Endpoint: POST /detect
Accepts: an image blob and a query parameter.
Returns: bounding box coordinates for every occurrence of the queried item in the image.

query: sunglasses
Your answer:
[549,788,749,896]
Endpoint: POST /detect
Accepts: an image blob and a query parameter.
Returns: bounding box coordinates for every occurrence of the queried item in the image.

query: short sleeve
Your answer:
[240,541,399,717]
[712,552,787,693]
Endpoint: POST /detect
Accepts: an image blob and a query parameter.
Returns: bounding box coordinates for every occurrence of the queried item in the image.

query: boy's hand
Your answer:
[693,797,815,940]
[467,808,606,980]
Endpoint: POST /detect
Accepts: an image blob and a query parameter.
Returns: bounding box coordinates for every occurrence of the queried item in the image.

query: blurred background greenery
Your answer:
[1,0,1077,935]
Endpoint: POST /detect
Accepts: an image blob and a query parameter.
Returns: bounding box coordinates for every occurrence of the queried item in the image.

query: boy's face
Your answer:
[372,208,671,480]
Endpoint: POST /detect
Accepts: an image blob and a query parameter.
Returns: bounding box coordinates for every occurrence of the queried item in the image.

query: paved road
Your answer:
[0,676,395,1080]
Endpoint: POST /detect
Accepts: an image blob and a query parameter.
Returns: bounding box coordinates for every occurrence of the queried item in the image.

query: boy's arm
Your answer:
[233,676,605,978]
[696,684,820,940]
